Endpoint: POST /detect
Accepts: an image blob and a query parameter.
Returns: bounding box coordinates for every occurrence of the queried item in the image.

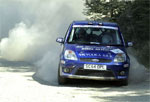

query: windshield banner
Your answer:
[73,25,118,30]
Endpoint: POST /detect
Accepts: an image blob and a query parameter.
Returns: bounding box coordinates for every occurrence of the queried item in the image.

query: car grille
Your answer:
[75,69,114,77]
[80,58,112,63]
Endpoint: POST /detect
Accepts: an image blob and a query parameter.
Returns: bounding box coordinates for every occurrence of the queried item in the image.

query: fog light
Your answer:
[124,64,129,68]
[120,71,125,76]
[64,68,70,73]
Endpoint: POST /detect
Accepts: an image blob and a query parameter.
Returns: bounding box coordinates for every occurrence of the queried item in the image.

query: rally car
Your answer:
[56,21,133,85]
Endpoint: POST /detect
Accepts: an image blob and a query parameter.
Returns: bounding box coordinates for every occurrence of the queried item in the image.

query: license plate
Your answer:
[84,64,107,70]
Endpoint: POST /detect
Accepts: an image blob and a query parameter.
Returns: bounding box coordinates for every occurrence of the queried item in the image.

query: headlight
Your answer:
[64,50,78,60]
[114,53,126,62]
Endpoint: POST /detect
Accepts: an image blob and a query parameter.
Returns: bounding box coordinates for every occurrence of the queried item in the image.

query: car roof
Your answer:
[72,21,118,27]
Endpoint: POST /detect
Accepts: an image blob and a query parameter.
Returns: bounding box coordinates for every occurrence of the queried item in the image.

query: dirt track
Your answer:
[0,59,150,102]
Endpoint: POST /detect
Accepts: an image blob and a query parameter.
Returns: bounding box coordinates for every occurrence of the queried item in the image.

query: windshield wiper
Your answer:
[68,41,90,45]
[101,44,124,46]
[76,42,101,45]
[68,41,123,46]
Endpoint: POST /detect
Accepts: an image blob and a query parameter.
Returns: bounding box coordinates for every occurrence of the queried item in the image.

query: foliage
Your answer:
[84,0,131,21]
[118,0,150,68]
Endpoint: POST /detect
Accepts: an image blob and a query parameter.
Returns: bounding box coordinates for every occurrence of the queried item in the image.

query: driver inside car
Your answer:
[101,29,114,44]
[76,28,87,42]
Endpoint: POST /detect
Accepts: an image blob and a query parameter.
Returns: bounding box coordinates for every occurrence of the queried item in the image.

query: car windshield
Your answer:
[67,26,123,46]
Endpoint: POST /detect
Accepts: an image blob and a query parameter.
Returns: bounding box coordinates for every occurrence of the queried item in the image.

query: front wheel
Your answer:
[58,64,67,85]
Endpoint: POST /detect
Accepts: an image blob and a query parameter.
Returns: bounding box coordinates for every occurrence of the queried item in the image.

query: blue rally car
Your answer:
[56,21,133,85]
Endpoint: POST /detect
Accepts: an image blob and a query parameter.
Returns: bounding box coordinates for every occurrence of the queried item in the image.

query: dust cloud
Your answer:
[129,54,148,83]
[0,0,85,83]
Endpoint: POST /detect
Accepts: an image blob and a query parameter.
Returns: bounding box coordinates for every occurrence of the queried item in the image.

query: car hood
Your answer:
[64,44,126,59]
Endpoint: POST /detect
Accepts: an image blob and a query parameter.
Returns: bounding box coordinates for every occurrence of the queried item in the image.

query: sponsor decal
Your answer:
[82,47,94,50]
[73,25,118,30]
[76,46,83,48]
[79,46,113,51]
[78,53,113,58]
[77,46,114,58]
[110,49,124,54]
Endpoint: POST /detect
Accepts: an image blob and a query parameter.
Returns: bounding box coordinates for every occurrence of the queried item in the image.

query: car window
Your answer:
[67,26,123,45]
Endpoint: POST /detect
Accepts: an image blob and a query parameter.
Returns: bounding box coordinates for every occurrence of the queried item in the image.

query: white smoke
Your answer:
[35,51,59,84]
[127,48,149,84]
[129,54,148,83]
[0,0,85,61]
[0,0,85,83]
[0,22,41,61]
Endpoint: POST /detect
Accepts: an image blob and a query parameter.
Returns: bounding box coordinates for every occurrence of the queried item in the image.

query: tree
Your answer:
[84,0,131,21]
[118,0,150,68]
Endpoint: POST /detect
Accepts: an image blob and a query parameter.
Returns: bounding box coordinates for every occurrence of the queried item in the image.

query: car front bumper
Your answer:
[59,60,129,81]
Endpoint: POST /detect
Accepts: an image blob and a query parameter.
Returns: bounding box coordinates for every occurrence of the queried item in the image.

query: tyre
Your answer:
[58,64,67,85]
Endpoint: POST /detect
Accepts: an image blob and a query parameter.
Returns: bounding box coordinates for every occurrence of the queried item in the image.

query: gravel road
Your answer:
[0,58,150,102]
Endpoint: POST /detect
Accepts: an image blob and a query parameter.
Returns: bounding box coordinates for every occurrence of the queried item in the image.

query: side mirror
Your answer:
[126,42,133,47]
[56,37,64,43]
